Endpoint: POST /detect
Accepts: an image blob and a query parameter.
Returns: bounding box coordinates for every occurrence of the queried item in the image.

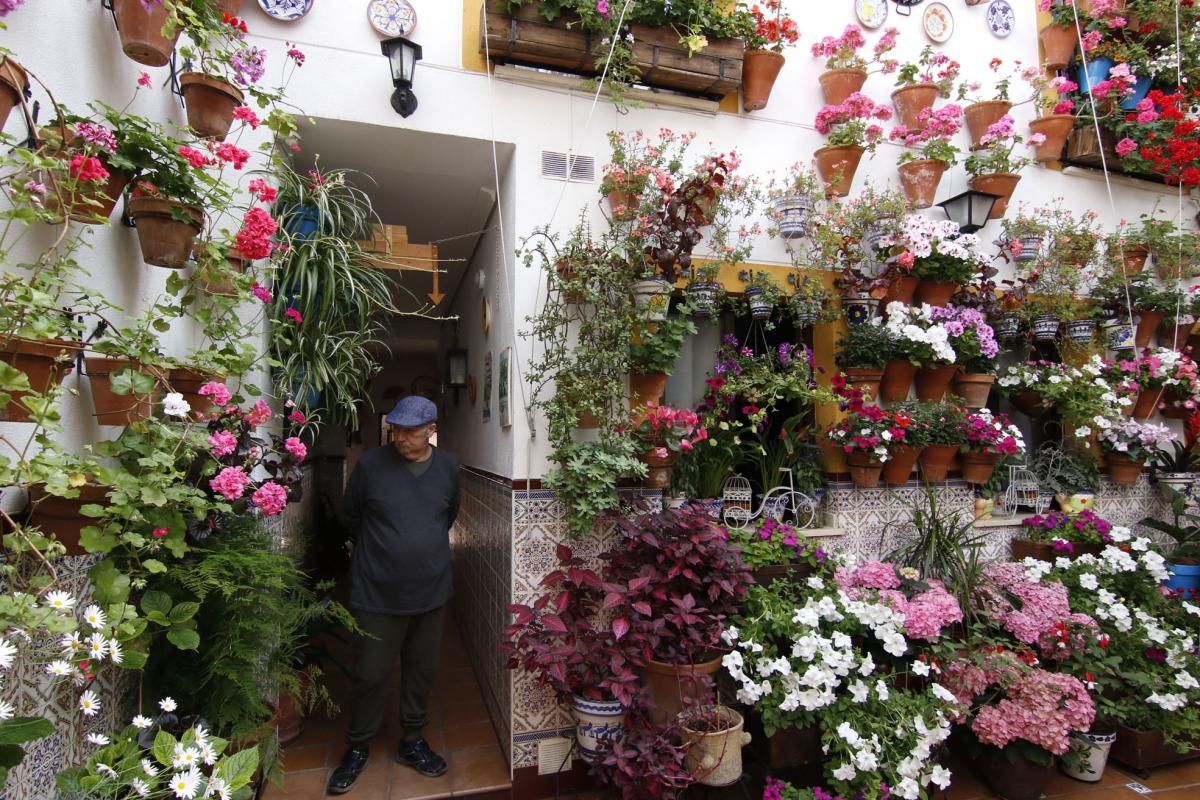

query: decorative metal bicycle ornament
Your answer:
[1001,464,1050,516]
[721,469,820,531]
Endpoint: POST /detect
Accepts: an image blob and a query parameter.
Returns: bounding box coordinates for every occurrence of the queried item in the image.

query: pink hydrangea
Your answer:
[284,436,307,460]
[210,467,250,500]
[836,560,902,590]
[243,399,272,427]
[207,430,239,458]
[251,481,288,516]
[972,669,1095,755]
[981,563,1096,657]
[903,580,963,640]
[198,382,232,407]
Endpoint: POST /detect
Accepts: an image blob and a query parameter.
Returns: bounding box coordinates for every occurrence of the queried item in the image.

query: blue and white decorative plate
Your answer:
[854,0,889,30]
[257,0,313,22]
[987,0,1015,37]
[367,0,416,37]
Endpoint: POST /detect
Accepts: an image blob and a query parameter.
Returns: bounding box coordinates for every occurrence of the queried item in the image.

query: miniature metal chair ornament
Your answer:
[721,469,819,531]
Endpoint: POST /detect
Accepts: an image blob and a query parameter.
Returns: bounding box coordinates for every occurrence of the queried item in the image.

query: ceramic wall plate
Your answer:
[854,0,888,30]
[367,0,416,37]
[922,2,954,43]
[986,0,1015,37]
[257,0,313,22]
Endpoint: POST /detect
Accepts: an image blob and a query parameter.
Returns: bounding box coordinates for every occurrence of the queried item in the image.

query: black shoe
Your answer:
[326,745,370,795]
[396,737,448,777]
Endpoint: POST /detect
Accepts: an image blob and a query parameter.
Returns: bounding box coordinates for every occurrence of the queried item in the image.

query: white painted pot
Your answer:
[680,706,751,787]
[571,695,624,762]
[632,278,673,322]
[773,194,813,239]
[1061,730,1116,782]
[1158,473,1196,499]
[1013,234,1043,263]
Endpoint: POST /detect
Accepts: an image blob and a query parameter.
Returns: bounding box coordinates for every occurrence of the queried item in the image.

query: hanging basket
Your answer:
[968,173,1020,218]
[1012,390,1055,418]
[179,72,245,140]
[112,0,181,67]
[28,483,110,556]
[1135,311,1165,349]
[1105,452,1145,486]
[891,83,939,130]
[1031,314,1061,343]
[881,359,917,402]
[85,357,157,426]
[1063,318,1097,345]
[1040,24,1079,71]
[745,288,774,321]
[1029,115,1076,162]
[687,281,722,316]
[994,312,1023,340]
[1102,317,1135,352]
[951,372,994,409]
[41,126,131,224]
[169,367,223,416]
[127,197,204,269]
[964,101,1013,148]
[914,364,957,402]
[0,338,78,423]
[629,371,669,411]
[912,280,958,307]
[772,194,814,239]
[631,278,673,322]
[1012,235,1043,264]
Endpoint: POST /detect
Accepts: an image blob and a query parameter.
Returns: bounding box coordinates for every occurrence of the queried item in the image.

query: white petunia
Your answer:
[849,680,869,703]
[930,683,958,704]
[875,679,890,701]
[170,767,201,800]
[911,660,931,677]
[159,696,178,713]
[83,605,107,630]
[132,715,154,729]
[86,733,110,746]
[1078,573,1099,590]
[0,638,17,669]
[831,762,857,781]
[79,689,100,716]
[162,392,192,418]
[44,591,75,611]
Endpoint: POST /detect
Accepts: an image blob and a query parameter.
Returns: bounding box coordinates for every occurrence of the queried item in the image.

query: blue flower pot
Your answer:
[1164,563,1200,600]
[1121,75,1153,110]
[280,205,321,241]
[1077,57,1115,94]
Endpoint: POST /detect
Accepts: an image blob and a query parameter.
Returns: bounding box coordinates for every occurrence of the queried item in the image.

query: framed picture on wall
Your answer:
[498,346,512,428]
[483,351,492,422]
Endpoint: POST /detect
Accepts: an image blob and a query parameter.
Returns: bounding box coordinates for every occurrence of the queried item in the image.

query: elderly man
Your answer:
[327,395,460,795]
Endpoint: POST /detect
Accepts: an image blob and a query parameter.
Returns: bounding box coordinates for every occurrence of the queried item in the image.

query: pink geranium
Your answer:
[251,481,288,516]
[198,382,232,407]
[284,436,307,460]
[207,430,239,458]
[210,467,250,500]
[243,399,272,427]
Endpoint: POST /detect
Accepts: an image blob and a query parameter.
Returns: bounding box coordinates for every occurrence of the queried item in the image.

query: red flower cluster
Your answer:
[749,0,799,47]
[222,11,248,34]
[68,153,109,183]
[1130,88,1200,187]
[235,207,277,261]
[213,142,250,169]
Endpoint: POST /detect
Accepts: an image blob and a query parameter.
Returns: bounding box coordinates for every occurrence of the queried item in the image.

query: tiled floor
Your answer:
[262,619,510,800]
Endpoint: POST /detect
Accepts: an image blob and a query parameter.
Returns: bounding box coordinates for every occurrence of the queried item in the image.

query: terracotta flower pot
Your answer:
[919,445,958,483]
[127,197,204,269]
[915,364,957,402]
[891,83,939,130]
[179,72,245,140]
[897,159,946,209]
[846,451,883,489]
[682,706,751,787]
[1106,452,1145,486]
[215,0,246,13]
[742,49,785,111]
[1040,23,1080,70]
[1013,390,1054,418]
[879,275,921,307]
[629,371,669,411]
[1160,321,1195,349]
[960,451,1000,484]
[1131,387,1165,420]
[881,359,918,402]
[969,173,1021,219]
[113,0,181,67]
[640,656,721,724]
[0,57,27,133]
[85,357,156,426]
[169,366,222,416]
[200,248,248,297]
[952,372,995,409]
[41,125,131,224]
[814,145,864,199]
[1135,311,1165,348]
[1029,114,1076,162]
[1159,389,1195,420]
[818,68,867,106]
[844,367,884,404]
[912,280,958,307]
[964,101,1013,148]
[1116,244,1149,277]
[640,449,676,490]
[1011,538,1105,563]
[882,445,923,484]
[28,483,110,556]
[607,188,639,220]
[0,338,78,422]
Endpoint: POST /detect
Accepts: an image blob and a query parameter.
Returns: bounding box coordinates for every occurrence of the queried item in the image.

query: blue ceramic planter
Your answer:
[281,205,321,241]
[1121,75,1152,110]
[1076,57,1115,94]
[1165,563,1200,600]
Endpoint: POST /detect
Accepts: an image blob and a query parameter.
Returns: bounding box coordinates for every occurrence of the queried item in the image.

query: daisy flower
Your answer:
[172,743,200,769]
[107,639,123,664]
[45,660,73,677]
[159,696,178,713]
[79,689,100,716]
[0,699,13,720]
[88,634,108,661]
[206,776,232,800]
[141,758,159,776]
[61,632,83,655]
[96,762,120,780]
[130,777,151,797]
[0,638,16,669]
[170,767,201,799]
[86,733,110,746]
[83,605,107,629]
[44,590,75,611]
[132,714,154,729]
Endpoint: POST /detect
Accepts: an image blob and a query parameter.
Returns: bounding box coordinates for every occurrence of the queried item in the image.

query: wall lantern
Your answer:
[446,347,468,390]
[936,190,1000,234]
[380,36,423,118]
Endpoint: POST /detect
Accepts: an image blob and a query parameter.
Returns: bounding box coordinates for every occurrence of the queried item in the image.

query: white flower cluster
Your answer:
[884,302,957,364]
[887,215,989,266]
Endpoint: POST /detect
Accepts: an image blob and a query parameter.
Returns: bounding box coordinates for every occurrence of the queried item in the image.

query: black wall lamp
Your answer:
[936,190,1000,235]
[447,347,468,390]
[380,36,423,118]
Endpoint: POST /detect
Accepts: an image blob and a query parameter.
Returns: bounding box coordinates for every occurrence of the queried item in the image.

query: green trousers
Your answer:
[346,606,445,745]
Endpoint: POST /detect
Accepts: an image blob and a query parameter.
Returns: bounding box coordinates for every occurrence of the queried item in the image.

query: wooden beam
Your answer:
[356,224,439,273]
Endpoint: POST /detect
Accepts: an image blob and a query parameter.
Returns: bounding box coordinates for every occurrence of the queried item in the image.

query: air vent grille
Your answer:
[536,737,573,775]
[541,151,595,183]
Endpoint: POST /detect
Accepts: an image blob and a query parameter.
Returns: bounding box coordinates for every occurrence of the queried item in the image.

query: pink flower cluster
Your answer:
[814,92,893,136]
[634,402,707,452]
[251,481,288,516]
[236,207,277,261]
[247,178,277,203]
[178,146,213,169]
[284,436,307,460]
[960,410,1022,456]
[198,382,232,407]
[207,430,239,458]
[76,122,118,153]
[972,668,1095,755]
[981,563,1096,657]
[889,104,963,148]
[68,154,109,183]
[810,24,866,61]
[214,142,250,169]
[836,561,962,640]
[244,399,272,427]
[232,106,260,130]
[210,466,250,500]
[979,114,1016,147]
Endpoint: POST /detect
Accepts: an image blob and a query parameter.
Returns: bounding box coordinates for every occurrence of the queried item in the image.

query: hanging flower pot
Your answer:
[629,371,669,410]
[1029,114,1076,162]
[1012,235,1043,263]
[28,483,110,556]
[994,312,1023,341]
[919,445,958,483]
[844,368,884,404]
[912,280,958,307]
[40,126,131,225]
[960,451,1000,484]
[640,448,676,489]
[1131,387,1166,420]
[1031,314,1061,343]
[846,451,883,489]
[0,338,78,423]
[880,359,918,402]
[632,278,673,322]
[85,357,156,426]
[168,366,222,416]
[1061,730,1117,782]
[964,101,1013,148]
[745,287,774,321]
[199,247,248,297]
[1102,316,1135,352]
[882,445,923,484]
[215,0,246,11]
[880,275,920,307]
[818,68,867,105]
[681,706,751,787]
[179,72,245,141]
[952,372,994,409]
[1012,390,1055,418]
[915,364,957,402]
[1114,244,1149,277]
[607,188,639,220]
[814,145,864,199]
[571,695,624,763]
[1160,320,1195,349]
[1159,390,1196,420]
[843,295,878,326]
[891,83,939,130]
[112,0,182,67]
[773,193,814,238]
[687,281,721,316]
[897,159,946,209]
[1106,452,1145,486]
[1063,318,1097,345]
[742,50,785,111]
[127,197,204,269]
[1135,311,1165,349]
[968,173,1021,218]
[0,57,27,133]
[1040,24,1080,71]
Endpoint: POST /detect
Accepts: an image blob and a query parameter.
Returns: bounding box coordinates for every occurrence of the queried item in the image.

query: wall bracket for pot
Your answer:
[892,0,925,15]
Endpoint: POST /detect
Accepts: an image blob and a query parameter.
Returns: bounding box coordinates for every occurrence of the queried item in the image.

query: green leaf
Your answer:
[143,559,167,574]
[0,718,53,746]
[168,602,200,624]
[141,590,173,618]
[119,649,148,670]
[0,362,30,393]
[79,526,118,553]
[78,504,106,518]
[152,318,171,333]
[153,729,177,767]
[218,748,260,788]
[167,626,200,650]
[109,370,134,396]
[89,560,131,606]
[140,486,168,506]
